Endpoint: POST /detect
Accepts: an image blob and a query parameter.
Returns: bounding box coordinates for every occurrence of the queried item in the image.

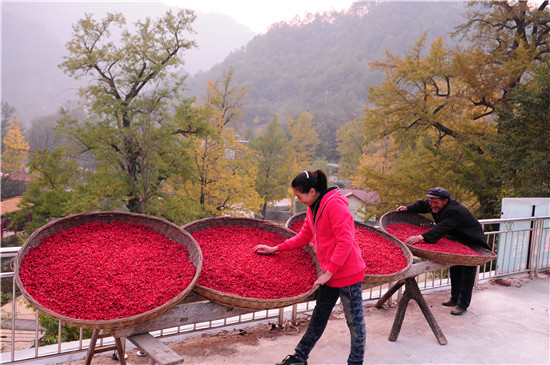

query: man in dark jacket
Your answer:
[397,187,490,315]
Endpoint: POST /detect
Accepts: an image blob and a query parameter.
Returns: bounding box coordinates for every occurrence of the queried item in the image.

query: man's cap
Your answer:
[427,187,451,200]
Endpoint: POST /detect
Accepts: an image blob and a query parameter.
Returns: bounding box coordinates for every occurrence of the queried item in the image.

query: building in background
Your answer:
[340,189,379,223]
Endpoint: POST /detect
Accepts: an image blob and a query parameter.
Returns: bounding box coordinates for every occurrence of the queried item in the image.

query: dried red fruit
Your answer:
[385,223,481,256]
[191,225,317,299]
[355,226,409,275]
[18,222,196,321]
[289,220,305,233]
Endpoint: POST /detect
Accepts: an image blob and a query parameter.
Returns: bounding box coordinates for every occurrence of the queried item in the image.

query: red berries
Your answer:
[355,226,409,275]
[18,222,196,321]
[191,225,317,299]
[289,220,305,233]
[385,223,482,256]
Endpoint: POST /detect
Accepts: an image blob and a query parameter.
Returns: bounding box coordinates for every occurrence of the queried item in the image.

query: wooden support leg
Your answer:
[85,329,100,365]
[407,278,448,345]
[84,329,127,364]
[388,277,448,345]
[388,281,413,342]
[375,280,405,308]
[114,337,127,365]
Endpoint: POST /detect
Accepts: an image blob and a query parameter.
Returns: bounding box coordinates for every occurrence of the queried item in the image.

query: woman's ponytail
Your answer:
[291,169,328,194]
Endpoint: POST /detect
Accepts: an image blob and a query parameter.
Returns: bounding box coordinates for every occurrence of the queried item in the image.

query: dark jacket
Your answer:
[406,199,490,250]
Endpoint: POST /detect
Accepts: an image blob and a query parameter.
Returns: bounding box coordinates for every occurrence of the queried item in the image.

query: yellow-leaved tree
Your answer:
[177,128,262,217]
[356,35,488,217]
[336,119,364,183]
[1,117,30,174]
[286,112,319,202]
[170,68,262,219]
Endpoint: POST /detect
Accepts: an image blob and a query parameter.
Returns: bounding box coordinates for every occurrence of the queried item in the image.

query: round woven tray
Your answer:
[354,221,413,286]
[182,216,321,310]
[285,211,307,232]
[14,211,203,330]
[379,210,496,266]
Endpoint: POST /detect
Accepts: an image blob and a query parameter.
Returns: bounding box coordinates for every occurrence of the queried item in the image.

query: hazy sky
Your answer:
[164,0,356,33]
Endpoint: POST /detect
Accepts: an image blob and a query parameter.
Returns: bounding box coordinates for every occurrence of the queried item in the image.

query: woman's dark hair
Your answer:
[291,169,328,194]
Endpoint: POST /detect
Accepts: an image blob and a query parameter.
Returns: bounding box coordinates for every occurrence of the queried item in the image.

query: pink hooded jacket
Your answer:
[278,188,366,287]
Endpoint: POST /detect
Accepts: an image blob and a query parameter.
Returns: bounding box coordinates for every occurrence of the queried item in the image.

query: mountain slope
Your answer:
[185,1,468,159]
[1,1,254,125]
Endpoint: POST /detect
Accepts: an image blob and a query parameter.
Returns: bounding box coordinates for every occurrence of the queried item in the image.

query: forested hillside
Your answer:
[184,1,468,160]
[1,1,254,124]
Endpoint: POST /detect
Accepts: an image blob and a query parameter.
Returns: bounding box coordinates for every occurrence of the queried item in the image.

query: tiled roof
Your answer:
[340,189,379,205]
[1,196,23,215]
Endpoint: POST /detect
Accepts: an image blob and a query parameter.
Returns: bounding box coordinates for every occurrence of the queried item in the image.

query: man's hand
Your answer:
[405,235,424,244]
[396,206,407,212]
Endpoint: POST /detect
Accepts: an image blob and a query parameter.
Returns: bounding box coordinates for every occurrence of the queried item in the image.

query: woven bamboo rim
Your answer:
[354,221,413,286]
[182,216,321,310]
[379,210,497,266]
[14,211,203,330]
[285,211,307,231]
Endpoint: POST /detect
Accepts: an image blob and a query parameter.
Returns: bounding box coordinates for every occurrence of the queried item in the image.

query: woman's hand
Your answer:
[405,235,424,244]
[253,244,278,255]
[314,271,333,286]
[396,206,407,212]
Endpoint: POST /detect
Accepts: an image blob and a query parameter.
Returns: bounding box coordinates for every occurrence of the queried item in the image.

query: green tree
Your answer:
[451,0,550,210]
[357,0,549,217]
[38,314,93,346]
[336,119,364,182]
[453,0,550,115]
[11,147,80,232]
[249,116,292,218]
[490,61,550,197]
[58,10,207,215]
[203,67,247,129]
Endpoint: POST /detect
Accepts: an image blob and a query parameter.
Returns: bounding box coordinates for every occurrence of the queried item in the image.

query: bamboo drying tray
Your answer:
[14,211,203,330]
[354,221,413,286]
[379,210,496,266]
[285,211,307,232]
[182,216,321,310]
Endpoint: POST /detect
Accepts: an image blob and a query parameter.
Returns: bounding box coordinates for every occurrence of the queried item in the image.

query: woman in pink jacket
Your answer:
[254,170,366,365]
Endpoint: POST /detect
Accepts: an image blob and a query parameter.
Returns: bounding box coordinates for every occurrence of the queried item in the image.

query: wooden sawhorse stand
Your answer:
[83,294,258,365]
[85,329,126,365]
[374,260,449,345]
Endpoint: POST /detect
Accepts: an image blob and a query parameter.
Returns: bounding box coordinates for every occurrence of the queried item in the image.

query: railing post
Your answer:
[291,304,298,323]
[278,308,284,326]
[533,219,544,277]
[11,274,16,362]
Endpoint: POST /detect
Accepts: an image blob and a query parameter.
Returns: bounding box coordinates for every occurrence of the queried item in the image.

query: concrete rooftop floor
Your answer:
[52,272,550,365]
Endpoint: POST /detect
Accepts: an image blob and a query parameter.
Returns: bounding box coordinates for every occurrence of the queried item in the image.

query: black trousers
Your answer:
[449,265,477,309]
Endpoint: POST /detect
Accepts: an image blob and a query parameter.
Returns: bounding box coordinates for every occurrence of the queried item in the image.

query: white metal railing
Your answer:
[1,216,549,364]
